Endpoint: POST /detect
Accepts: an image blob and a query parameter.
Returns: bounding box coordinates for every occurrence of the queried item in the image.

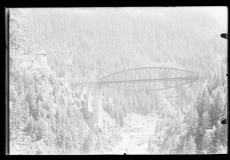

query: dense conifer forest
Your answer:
[9,7,227,154]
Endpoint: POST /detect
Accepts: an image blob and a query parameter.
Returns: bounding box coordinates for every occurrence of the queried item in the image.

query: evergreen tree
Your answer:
[202,111,212,130]
[26,85,38,120]
[201,130,213,153]
[209,125,218,153]
[195,90,205,119]
[185,135,197,154]
[9,9,27,56]
[203,88,210,113]
[213,88,225,118]
[185,106,199,136]
[19,101,30,129]
[216,121,227,146]
[10,84,17,104]
[10,102,21,144]
[34,117,47,141]
[82,130,93,154]
[23,116,35,136]
[55,110,64,149]
[119,109,125,128]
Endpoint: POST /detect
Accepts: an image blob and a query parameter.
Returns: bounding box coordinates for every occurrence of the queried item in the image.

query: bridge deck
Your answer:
[74,67,199,91]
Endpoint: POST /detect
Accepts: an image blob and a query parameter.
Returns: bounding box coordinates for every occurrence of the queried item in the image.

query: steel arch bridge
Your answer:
[77,66,199,91]
[76,67,199,128]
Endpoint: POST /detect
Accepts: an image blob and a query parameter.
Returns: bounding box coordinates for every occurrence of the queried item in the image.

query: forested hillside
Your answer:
[9,7,227,154]
[10,63,122,154]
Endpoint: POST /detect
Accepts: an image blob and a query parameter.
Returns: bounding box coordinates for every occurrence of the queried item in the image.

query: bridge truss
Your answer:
[96,67,199,91]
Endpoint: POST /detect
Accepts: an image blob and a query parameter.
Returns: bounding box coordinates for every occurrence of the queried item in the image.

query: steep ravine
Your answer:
[103,113,158,154]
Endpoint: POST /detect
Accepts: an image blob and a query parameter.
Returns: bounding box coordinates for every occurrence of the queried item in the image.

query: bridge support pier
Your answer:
[92,84,103,129]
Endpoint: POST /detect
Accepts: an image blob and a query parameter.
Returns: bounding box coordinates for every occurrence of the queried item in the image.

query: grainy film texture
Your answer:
[8,7,227,155]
